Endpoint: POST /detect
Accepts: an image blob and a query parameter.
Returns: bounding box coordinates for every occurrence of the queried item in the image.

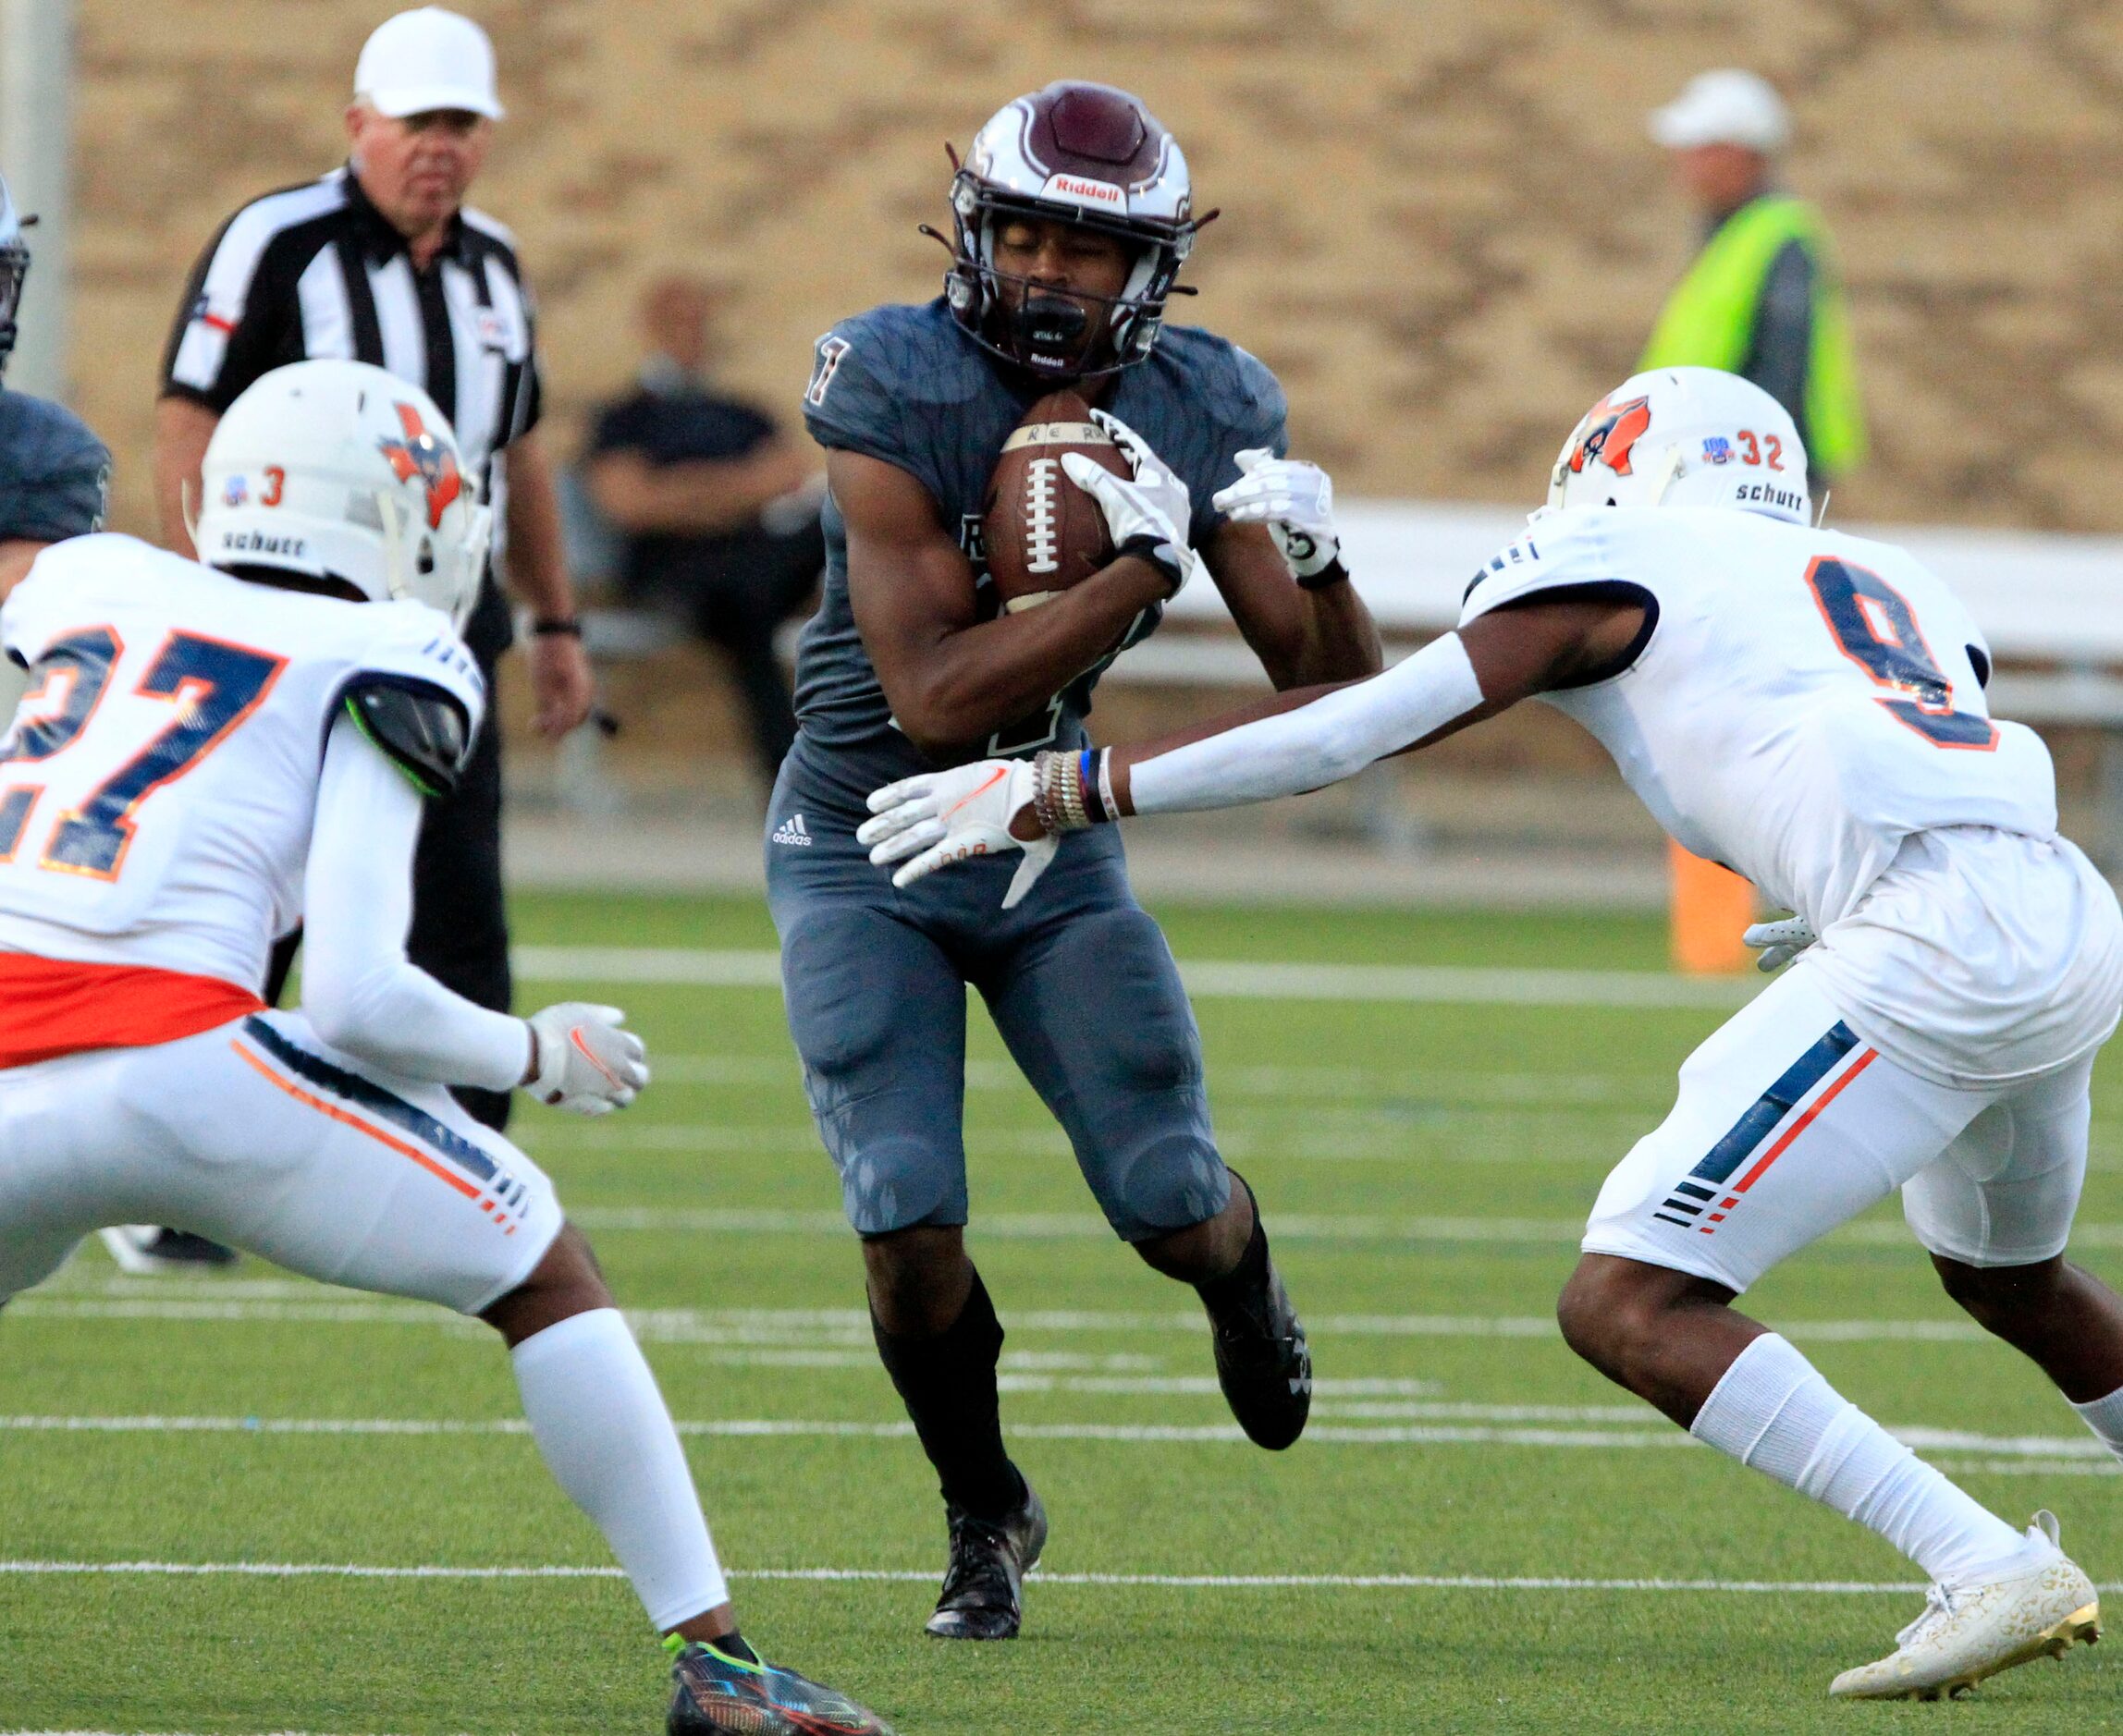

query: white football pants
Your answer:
[1583,962,2094,1294]
[0,1009,561,1312]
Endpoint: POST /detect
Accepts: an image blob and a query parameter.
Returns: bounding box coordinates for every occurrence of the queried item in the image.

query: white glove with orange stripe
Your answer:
[857,757,1057,910]
[523,1002,649,1114]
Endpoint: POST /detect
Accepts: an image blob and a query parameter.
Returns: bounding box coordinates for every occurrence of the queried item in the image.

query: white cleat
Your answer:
[1829,1511,2100,1700]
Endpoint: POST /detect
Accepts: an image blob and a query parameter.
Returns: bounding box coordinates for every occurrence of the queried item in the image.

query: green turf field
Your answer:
[4,892,2119,1734]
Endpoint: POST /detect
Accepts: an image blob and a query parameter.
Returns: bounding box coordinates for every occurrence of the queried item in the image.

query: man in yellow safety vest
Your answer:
[1643,69,1865,482]
[1643,70,1870,971]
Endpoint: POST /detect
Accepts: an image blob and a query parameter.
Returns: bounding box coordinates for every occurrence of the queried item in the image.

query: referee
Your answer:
[152,7,590,1137]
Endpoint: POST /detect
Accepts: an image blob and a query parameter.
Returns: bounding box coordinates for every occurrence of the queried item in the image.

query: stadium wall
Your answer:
[67,0,2123,541]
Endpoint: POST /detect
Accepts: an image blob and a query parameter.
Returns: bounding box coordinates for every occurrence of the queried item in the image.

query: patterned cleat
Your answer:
[925,1482,1048,1640]
[99,1226,239,1274]
[666,1636,895,1735]
[1206,1253,1312,1451]
[1828,1511,2100,1700]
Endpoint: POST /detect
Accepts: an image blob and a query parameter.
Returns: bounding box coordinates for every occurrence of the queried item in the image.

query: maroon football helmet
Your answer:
[941,82,1203,379]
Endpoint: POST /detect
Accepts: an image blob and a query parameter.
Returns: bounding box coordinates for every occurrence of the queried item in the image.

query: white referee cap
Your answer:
[1648,69,1789,153]
[355,7,505,122]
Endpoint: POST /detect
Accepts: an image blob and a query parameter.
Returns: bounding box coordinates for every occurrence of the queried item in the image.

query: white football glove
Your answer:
[1742,915,1818,974]
[1060,408,1198,598]
[856,758,1058,909]
[523,1002,649,1114]
[1212,449,1342,581]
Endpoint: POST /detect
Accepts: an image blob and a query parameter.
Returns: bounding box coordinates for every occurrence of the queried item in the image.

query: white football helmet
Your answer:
[195,359,492,626]
[944,81,1201,377]
[1546,366,1811,525]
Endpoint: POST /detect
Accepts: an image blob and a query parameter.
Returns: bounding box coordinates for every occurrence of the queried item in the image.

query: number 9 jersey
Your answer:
[1462,504,2123,1086]
[1464,506,2051,929]
[0,533,485,994]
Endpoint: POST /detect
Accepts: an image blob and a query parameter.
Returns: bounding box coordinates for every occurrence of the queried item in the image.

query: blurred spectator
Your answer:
[1642,69,1866,482]
[584,277,823,788]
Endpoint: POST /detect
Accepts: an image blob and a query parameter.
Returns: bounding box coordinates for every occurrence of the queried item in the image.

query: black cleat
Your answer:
[1207,1252,1312,1450]
[666,1636,895,1735]
[925,1482,1047,1640]
[99,1227,239,1275]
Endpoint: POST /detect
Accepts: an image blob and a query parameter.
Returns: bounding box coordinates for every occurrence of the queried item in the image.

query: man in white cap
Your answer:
[1641,69,1870,977]
[1642,68,1865,481]
[147,9,591,1262]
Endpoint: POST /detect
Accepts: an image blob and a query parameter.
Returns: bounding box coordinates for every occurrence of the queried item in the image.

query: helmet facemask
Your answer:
[0,175,30,380]
[943,177,1194,379]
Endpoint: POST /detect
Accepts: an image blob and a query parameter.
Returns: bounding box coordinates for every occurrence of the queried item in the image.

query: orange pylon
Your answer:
[1668,839,1756,974]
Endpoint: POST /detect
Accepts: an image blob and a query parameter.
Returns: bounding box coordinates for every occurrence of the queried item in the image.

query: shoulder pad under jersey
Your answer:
[341,675,473,800]
[802,301,986,459]
[1459,511,1628,623]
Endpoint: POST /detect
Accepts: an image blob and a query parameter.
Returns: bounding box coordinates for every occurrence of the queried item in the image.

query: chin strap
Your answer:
[374,490,411,602]
[1642,444,1687,507]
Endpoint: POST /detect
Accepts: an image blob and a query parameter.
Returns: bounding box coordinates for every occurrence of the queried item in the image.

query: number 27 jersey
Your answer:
[1459,506,2056,934]
[0,533,484,993]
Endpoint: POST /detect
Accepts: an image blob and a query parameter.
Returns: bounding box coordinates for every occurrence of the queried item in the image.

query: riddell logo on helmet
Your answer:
[1568,395,1653,477]
[1042,173,1125,212]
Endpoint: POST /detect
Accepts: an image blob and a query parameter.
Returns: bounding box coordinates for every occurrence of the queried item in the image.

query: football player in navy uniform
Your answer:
[778,82,1381,1640]
[0,172,109,599]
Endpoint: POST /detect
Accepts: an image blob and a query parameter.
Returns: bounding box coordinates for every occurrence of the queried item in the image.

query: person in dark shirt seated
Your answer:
[585,276,823,789]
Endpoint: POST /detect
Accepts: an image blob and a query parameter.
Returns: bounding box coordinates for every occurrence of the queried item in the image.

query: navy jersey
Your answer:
[0,389,110,544]
[794,297,1284,799]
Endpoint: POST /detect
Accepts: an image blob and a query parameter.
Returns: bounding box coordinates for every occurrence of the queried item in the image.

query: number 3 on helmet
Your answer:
[193,358,494,629]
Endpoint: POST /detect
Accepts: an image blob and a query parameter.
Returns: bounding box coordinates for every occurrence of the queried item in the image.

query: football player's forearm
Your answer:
[1285,579,1383,686]
[886,556,1169,750]
[301,722,532,1090]
[1111,631,1488,817]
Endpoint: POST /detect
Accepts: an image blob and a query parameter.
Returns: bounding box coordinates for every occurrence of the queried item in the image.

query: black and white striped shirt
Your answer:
[161,165,542,531]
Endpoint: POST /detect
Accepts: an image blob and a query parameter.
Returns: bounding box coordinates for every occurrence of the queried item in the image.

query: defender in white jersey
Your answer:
[0,361,892,1736]
[860,368,2123,1701]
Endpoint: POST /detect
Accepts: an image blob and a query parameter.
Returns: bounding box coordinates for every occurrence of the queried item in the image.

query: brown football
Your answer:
[980,389,1132,614]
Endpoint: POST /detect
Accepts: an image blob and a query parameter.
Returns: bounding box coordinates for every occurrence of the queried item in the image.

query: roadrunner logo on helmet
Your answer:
[1546,366,1812,525]
[934,81,1208,380]
[193,359,493,627]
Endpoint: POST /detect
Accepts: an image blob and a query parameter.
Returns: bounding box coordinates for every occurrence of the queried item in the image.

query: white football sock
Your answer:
[511,1307,729,1629]
[2069,1381,2123,1462]
[1691,1333,2029,1588]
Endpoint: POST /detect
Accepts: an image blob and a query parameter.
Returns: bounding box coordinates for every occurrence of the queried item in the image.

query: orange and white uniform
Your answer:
[1463,507,2123,1288]
[0,534,558,1310]
[1121,503,2123,1290]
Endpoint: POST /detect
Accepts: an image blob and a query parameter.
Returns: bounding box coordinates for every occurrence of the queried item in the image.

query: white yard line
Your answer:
[650,1053,1669,1105]
[511,947,1757,1009]
[5,1560,2119,1598]
[9,1293,2010,1345]
[522,1125,1639,1166]
[0,1412,2102,1459]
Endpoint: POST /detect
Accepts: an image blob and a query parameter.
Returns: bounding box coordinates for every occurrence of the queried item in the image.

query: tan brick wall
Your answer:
[72,0,2123,544]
